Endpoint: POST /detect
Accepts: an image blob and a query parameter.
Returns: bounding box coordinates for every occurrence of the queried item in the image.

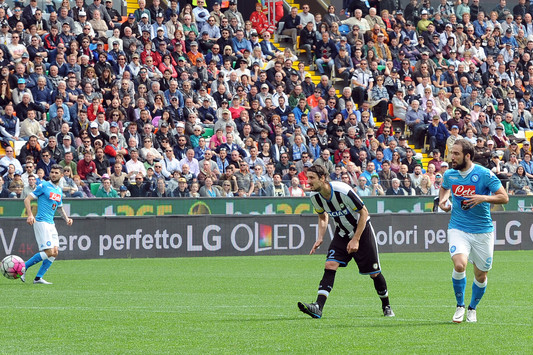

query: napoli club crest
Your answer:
[471,174,479,183]
[450,245,456,253]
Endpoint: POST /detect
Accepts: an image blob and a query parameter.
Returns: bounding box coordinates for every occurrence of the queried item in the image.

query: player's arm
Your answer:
[439,186,452,212]
[310,211,328,255]
[24,194,36,225]
[56,206,73,226]
[347,205,368,254]
[464,185,509,209]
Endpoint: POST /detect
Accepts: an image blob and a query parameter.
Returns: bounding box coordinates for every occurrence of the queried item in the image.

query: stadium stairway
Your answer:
[268,4,429,166]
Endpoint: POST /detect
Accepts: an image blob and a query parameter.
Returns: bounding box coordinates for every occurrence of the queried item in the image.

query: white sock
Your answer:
[39,251,48,260]
[452,270,466,280]
[474,278,487,288]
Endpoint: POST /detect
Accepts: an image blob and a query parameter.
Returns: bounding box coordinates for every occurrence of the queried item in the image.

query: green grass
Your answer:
[1,251,532,354]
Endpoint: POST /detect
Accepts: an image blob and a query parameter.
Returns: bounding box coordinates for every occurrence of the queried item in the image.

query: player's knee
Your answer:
[369,272,381,279]
[45,249,58,258]
[324,261,339,270]
[454,264,466,273]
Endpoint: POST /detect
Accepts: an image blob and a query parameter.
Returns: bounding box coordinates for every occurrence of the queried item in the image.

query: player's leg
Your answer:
[23,222,50,281]
[34,225,59,284]
[451,253,469,305]
[316,260,340,309]
[370,272,394,316]
[34,246,58,284]
[466,232,493,322]
[448,229,471,322]
[297,261,340,319]
[356,222,394,316]
[298,236,348,318]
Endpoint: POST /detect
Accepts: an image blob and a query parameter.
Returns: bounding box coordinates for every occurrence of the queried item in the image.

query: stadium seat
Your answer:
[90,183,101,196]
[0,141,13,157]
[274,22,292,43]
[525,130,533,142]
[202,127,214,139]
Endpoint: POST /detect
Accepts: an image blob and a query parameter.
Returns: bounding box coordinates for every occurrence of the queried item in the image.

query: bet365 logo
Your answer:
[452,185,475,197]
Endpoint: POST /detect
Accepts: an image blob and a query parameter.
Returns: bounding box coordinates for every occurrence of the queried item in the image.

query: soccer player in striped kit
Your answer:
[298,165,394,318]
[439,140,508,323]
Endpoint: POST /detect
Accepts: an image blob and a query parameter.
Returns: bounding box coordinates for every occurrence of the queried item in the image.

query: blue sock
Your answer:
[36,257,55,279]
[25,251,47,270]
[452,270,466,307]
[469,278,487,310]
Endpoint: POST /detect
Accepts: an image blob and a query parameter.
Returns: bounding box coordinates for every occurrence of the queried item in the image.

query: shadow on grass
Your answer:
[216,315,452,328]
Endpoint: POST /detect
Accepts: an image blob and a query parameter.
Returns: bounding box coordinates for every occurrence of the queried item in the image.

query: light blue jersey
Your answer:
[442,164,501,234]
[30,181,63,224]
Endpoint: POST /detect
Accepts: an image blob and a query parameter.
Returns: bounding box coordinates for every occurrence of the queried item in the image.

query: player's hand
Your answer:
[66,218,73,226]
[347,239,359,254]
[463,194,486,209]
[439,198,452,212]
[26,215,35,225]
[309,239,323,255]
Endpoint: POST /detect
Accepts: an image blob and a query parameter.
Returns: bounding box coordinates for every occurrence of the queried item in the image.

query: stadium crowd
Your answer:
[1,0,533,199]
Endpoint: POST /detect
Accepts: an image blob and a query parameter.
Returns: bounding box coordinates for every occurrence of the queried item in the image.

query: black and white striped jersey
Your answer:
[310,181,369,239]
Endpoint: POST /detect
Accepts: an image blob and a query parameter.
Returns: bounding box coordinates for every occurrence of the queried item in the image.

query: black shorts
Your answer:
[326,221,381,275]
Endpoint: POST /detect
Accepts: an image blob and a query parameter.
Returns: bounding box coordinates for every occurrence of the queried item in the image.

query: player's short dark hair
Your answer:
[455,139,475,160]
[308,164,328,180]
[50,164,63,172]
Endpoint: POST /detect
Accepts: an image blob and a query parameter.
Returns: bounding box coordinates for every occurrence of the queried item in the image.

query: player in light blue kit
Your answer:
[22,164,73,284]
[439,140,508,323]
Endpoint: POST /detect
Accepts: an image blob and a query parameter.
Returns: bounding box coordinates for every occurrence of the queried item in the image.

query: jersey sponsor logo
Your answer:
[327,209,349,217]
[452,184,475,197]
[471,174,480,183]
[49,192,61,202]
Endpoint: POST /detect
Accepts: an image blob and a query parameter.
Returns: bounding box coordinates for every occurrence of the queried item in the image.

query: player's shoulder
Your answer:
[330,181,354,195]
[471,164,495,180]
[443,168,458,179]
[310,191,320,200]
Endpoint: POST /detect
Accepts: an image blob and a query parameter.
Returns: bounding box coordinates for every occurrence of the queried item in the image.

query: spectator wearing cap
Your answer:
[416,9,432,33]
[119,13,139,38]
[427,115,449,156]
[472,136,490,166]
[138,14,153,39]
[520,140,531,157]
[150,12,168,40]
[492,124,509,150]
[11,78,33,106]
[224,0,245,28]
[193,0,210,30]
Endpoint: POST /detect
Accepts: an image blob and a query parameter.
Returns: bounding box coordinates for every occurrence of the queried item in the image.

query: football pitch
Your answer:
[1,251,532,354]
